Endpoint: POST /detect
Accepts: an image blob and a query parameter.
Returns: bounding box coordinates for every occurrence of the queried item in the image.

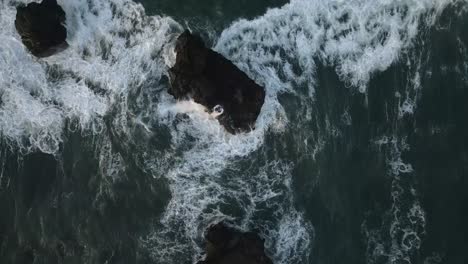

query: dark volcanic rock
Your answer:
[197,222,273,264]
[169,30,265,133]
[15,0,68,57]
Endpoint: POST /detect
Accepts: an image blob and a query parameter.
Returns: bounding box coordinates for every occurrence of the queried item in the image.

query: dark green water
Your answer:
[135,0,288,29]
[1,0,468,264]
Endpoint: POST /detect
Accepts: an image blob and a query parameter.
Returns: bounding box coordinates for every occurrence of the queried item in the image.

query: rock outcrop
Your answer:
[197,222,273,264]
[15,0,68,57]
[169,30,265,133]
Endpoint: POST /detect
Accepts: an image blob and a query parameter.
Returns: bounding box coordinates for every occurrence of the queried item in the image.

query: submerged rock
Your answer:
[15,0,68,57]
[197,222,273,264]
[169,30,265,133]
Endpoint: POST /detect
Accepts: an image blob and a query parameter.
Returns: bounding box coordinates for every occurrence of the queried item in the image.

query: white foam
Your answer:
[424,252,443,264]
[160,0,459,260]
[0,0,462,263]
[0,0,181,153]
[195,7,453,262]
[363,136,426,264]
[215,0,457,93]
[145,158,313,263]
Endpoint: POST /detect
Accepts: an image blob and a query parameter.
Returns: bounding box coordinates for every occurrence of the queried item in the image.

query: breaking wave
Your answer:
[0,0,464,263]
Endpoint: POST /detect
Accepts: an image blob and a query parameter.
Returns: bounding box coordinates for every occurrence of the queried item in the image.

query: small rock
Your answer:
[198,222,273,264]
[15,0,68,57]
[169,30,265,133]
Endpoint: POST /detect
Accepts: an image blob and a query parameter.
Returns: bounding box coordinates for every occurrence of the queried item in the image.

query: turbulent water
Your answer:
[1,0,467,263]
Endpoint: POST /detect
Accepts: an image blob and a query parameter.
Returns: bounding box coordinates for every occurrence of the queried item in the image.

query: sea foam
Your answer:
[0,0,461,263]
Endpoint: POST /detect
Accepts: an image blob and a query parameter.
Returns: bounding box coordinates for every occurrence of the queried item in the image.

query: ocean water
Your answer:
[0,0,467,264]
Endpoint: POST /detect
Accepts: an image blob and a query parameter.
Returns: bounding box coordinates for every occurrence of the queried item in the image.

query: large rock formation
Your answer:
[197,222,273,264]
[169,30,265,133]
[15,0,68,57]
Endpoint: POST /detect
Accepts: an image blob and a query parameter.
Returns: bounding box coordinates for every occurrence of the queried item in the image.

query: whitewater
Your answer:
[1,0,467,263]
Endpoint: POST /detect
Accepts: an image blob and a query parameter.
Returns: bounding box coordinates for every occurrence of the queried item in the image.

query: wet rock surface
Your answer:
[15,0,68,57]
[197,222,273,264]
[169,30,265,133]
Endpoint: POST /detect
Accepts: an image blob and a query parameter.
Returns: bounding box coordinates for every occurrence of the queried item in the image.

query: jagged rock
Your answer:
[197,222,273,264]
[15,0,68,57]
[169,30,265,133]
